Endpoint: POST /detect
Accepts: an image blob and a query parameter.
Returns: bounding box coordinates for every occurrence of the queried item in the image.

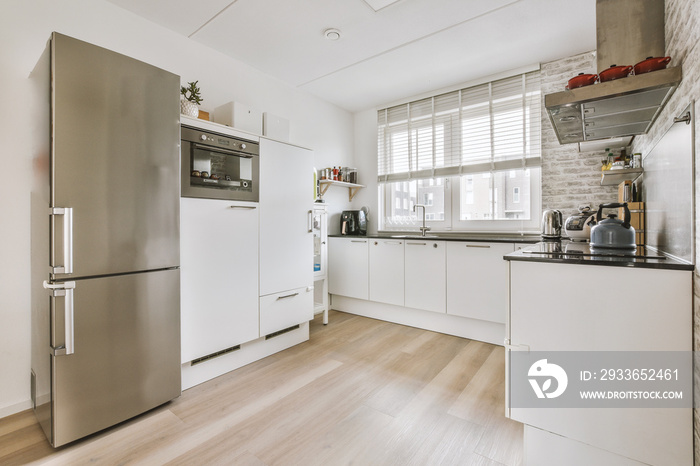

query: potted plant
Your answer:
[180,81,203,117]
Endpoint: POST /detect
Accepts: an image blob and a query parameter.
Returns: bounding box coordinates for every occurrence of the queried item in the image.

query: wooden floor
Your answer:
[0,311,523,465]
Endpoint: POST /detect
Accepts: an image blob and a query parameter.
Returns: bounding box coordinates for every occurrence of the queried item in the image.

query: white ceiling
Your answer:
[106,0,596,112]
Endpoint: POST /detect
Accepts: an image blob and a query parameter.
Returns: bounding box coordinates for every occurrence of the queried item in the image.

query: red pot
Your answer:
[567,73,598,90]
[599,64,633,82]
[633,56,671,75]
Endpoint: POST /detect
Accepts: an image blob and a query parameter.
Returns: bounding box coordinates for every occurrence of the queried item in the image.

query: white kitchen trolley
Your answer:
[312,204,329,324]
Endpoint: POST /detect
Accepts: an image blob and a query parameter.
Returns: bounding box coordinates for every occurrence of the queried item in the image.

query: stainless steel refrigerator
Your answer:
[30,32,181,447]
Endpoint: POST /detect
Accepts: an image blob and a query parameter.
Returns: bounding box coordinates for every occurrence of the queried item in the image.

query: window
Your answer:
[379,178,448,230]
[377,71,541,232]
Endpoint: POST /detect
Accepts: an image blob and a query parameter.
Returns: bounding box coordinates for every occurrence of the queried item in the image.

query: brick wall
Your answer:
[540,52,619,219]
[627,0,700,462]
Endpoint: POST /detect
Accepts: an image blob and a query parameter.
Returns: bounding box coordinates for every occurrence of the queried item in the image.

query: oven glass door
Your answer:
[181,140,259,202]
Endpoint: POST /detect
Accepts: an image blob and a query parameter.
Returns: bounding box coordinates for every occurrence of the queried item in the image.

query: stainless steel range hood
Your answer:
[546,67,681,144]
[545,0,681,145]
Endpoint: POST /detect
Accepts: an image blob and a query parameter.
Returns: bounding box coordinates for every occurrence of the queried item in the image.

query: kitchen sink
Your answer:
[390,234,441,239]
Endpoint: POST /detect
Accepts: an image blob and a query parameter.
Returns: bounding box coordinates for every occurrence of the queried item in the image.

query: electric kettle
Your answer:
[541,209,563,239]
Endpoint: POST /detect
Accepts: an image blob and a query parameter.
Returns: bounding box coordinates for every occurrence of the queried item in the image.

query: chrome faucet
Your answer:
[413,204,431,237]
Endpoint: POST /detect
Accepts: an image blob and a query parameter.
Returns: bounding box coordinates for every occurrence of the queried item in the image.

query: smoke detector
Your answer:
[324,28,341,41]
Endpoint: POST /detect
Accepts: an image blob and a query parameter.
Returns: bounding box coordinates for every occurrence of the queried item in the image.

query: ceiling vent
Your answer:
[324,28,342,41]
[545,0,681,145]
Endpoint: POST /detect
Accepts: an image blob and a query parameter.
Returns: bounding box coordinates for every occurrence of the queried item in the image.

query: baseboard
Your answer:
[0,399,33,420]
[181,322,310,390]
[331,295,505,346]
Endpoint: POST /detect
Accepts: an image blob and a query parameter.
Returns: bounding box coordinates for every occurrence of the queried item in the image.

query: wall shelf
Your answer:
[319,180,364,201]
[600,167,643,186]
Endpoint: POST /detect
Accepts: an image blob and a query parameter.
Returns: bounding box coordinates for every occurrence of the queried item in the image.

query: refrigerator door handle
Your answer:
[50,207,74,274]
[44,280,76,356]
[308,210,313,233]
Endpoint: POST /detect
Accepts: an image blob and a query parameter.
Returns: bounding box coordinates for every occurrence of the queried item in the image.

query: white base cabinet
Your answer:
[404,240,446,313]
[329,236,523,344]
[180,197,259,363]
[328,237,369,300]
[446,242,514,323]
[260,287,314,336]
[369,239,404,306]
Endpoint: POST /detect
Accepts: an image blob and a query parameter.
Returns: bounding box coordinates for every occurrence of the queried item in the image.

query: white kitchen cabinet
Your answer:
[180,197,259,363]
[260,286,314,336]
[507,260,692,466]
[404,240,446,313]
[369,239,404,306]
[328,237,369,300]
[446,242,515,323]
[259,138,314,297]
[259,138,314,335]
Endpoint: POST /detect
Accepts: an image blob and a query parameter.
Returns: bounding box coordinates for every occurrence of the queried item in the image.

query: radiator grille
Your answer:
[265,324,300,340]
[191,345,241,366]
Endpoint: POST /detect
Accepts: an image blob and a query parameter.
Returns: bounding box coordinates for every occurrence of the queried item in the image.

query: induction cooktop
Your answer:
[523,241,666,260]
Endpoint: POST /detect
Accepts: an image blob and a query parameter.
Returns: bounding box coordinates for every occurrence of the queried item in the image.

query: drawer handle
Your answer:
[277,292,299,300]
[466,244,490,248]
[407,242,427,246]
[228,205,257,210]
[351,240,367,243]
[381,241,402,245]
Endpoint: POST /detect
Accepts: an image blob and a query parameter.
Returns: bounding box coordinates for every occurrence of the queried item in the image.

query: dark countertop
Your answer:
[504,241,694,271]
[329,233,540,244]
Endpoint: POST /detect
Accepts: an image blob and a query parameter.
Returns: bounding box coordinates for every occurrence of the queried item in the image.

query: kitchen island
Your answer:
[504,241,693,466]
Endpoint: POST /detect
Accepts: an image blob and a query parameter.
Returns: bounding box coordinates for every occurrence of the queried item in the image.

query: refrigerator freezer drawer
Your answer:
[260,287,314,337]
[48,269,181,447]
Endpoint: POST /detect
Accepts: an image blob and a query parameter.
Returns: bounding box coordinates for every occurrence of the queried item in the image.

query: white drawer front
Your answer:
[260,287,314,336]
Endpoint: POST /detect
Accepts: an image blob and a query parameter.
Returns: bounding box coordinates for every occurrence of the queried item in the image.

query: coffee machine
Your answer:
[340,210,367,236]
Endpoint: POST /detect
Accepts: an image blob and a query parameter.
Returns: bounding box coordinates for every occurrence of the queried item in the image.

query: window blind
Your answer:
[377,71,541,182]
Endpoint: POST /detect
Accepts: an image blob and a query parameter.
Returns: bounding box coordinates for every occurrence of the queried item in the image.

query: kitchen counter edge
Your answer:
[328,234,540,244]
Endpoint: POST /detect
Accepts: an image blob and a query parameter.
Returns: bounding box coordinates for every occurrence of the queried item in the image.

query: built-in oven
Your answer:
[181,125,259,201]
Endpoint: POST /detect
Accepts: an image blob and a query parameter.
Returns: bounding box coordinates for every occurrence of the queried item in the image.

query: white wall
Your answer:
[352,110,380,234]
[0,0,354,418]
